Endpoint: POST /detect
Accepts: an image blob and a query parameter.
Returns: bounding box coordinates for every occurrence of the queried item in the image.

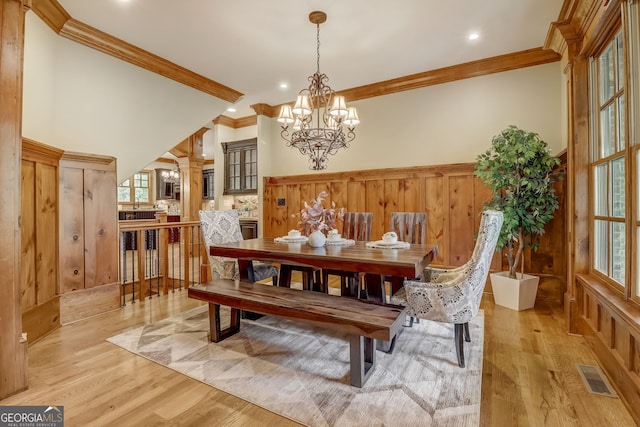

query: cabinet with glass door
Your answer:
[223,138,258,195]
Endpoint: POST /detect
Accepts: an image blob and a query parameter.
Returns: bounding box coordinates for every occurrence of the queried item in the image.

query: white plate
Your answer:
[373,240,401,246]
[281,235,308,242]
[326,237,347,243]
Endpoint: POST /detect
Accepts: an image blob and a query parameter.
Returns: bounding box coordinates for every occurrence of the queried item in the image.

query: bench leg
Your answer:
[208,303,241,343]
[349,334,376,387]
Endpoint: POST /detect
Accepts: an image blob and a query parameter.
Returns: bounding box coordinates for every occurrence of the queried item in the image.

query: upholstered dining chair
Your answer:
[321,212,373,296]
[373,212,428,300]
[199,210,278,285]
[389,209,503,368]
[391,212,427,244]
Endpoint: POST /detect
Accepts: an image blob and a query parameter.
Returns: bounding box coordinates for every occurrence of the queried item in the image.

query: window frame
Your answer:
[118,171,152,206]
[588,3,639,304]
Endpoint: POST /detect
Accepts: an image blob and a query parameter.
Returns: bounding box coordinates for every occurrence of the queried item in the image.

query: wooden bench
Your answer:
[188,279,407,387]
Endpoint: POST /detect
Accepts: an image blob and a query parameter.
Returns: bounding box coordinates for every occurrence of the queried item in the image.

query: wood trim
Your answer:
[251,103,281,118]
[212,115,236,128]
[60,152,117,173]
[22,296,60,345]
[31,0,69,32]
[260,48,562,118]
[580,0,623,56]
[578,274,640,336]
[59,283,120,325]
[577,274,640,423]
[212,114,256,129]
[235,115,257,128]
[340,47,561,102]
[265,163,477,184]
[22,137,63,166]
[1,0,29,399]
[31,0,243,103]
[155,157,179,165]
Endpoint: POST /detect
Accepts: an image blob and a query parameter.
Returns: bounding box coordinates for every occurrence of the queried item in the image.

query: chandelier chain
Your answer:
[316,22,320,75]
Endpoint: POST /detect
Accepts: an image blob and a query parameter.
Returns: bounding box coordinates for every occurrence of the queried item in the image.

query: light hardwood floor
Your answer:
[1,276,636,426]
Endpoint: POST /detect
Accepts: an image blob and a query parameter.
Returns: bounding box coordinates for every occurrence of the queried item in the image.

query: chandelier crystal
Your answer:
[162,161,180,184]
[278,11,360,171]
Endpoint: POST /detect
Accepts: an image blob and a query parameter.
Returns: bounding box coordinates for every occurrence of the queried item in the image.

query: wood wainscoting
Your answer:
[263,161,566,302]
[21,139,64,343]
[576,275,640,424]
[58,151,120,325]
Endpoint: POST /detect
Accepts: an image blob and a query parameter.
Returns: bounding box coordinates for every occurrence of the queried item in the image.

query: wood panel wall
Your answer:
[21,139,63,344]
[59,152,120,324]
[263,161,566,302]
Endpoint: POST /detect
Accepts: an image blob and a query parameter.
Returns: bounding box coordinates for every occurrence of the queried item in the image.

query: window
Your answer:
[589,4,639,303]
[118,172,150,204]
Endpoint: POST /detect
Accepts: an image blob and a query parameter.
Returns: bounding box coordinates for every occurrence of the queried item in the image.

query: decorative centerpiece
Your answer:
[293,191,345,247]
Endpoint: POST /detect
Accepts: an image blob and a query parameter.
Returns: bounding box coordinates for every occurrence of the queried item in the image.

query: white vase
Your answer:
[490,271,540,311]
[307,230,326,247]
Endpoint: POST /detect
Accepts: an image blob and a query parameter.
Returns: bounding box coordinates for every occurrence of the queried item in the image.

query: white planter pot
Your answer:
[490,271,540,311]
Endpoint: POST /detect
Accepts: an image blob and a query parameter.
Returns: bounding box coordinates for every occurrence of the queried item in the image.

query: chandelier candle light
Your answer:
[278,11,360,171]
[162,161,180,184]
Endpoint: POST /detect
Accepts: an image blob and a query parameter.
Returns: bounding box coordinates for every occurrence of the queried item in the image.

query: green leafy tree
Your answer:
[475,125,561,279]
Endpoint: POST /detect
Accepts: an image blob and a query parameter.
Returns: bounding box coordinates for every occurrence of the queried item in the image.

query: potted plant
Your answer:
[475,125,561,310]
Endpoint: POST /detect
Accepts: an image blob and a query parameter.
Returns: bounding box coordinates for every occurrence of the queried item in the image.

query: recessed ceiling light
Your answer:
[468,33,480,41]
[280,83,288,89]
[226,107,236,113]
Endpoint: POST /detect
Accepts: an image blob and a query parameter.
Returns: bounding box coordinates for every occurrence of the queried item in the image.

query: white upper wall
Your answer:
[22,13,228,182]
[266,62,563,176]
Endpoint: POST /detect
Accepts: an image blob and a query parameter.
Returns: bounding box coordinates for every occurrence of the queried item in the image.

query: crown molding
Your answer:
[212,114,256,128]
[341,47,560,102]
[257,47,561,119]
[31,0,243,103]
[250,103,280,117]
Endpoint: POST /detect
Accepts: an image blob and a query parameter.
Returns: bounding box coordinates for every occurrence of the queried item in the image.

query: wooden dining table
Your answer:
[208,238,438,303]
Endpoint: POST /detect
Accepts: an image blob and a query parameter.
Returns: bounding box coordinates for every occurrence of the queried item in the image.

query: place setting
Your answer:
[274,229,309,243]
[366,231,410,249]
[324,228,355,246]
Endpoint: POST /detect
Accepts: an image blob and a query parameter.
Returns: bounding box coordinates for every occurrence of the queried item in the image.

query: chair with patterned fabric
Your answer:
[321,212,373,296]
[368,212,428,301]
[199,210,278,285]
[390,210,503,367]
[391,212,427,245]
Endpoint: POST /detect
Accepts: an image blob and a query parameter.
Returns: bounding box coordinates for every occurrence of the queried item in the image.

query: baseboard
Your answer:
[22,296,61,345]
[60,283,120,325]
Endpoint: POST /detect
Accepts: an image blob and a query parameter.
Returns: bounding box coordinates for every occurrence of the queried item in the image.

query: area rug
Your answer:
[107,305,483,426]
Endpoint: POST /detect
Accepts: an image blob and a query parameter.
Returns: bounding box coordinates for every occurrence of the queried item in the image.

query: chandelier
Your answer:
[162,161,180,184]
[277,11,360,171]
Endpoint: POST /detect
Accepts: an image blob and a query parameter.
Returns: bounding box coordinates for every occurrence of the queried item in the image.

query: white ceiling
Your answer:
[57,0,563,121]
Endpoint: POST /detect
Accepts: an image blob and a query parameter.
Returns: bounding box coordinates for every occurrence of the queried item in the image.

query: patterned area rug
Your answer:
[107,305,483,426]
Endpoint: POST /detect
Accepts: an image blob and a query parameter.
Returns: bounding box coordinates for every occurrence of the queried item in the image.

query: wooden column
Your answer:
[0,0,30,399]
[177,156,204,222]
[171,128,206,222]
